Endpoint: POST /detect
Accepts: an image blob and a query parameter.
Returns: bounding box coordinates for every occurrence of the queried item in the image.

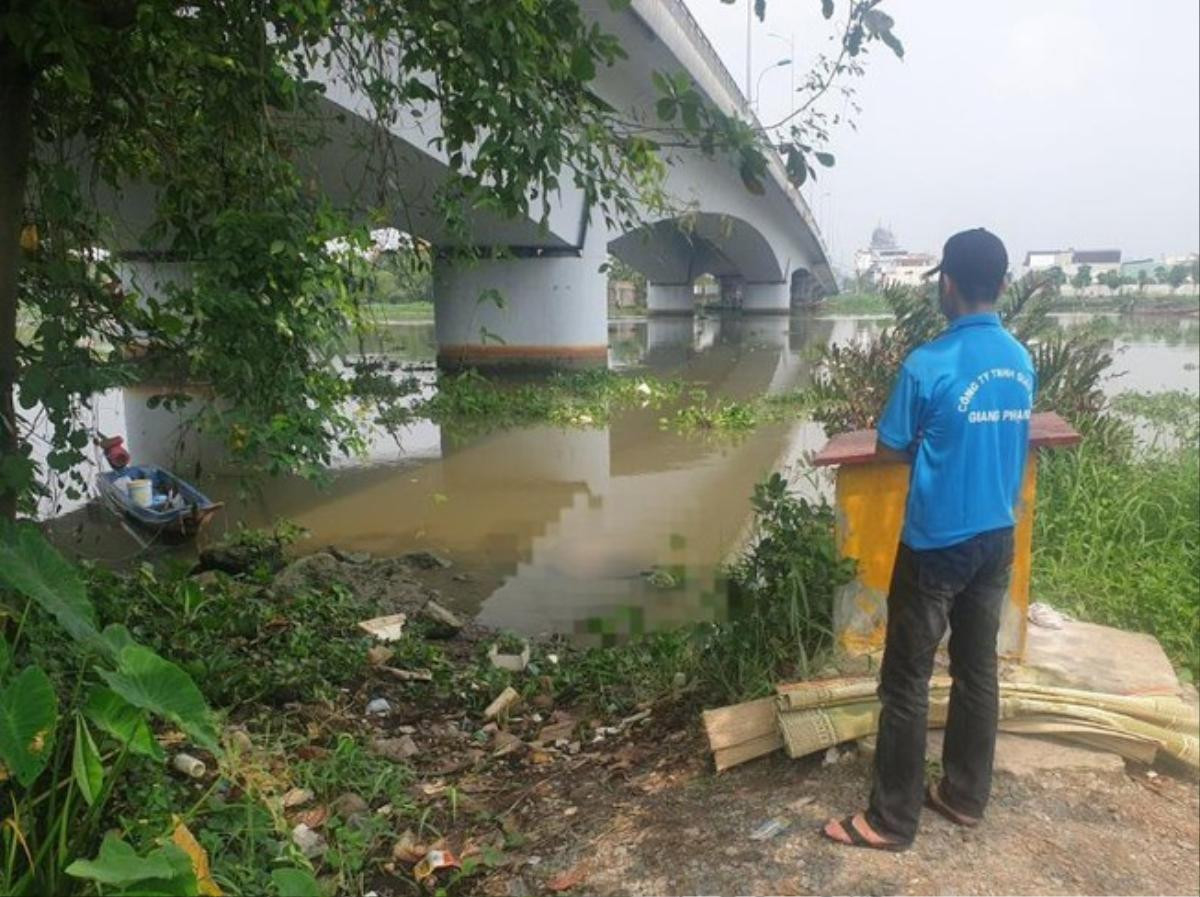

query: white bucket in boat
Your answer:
[128,478,153,508]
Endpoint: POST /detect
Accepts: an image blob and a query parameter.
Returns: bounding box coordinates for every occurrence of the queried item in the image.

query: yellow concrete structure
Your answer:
[813,412,1079,661]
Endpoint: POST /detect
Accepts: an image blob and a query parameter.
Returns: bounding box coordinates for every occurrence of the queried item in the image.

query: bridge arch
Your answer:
[607,213,788,315]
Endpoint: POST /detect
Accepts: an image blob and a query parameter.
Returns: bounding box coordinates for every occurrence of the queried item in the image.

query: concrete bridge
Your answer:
[106,0,836,370]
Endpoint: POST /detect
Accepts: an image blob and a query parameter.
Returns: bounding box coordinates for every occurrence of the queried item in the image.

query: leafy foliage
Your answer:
[0,523,217,895]
[87,563,375,707]
[700,473,855,701]
[806,278,1119,436]
[2,0,901,516]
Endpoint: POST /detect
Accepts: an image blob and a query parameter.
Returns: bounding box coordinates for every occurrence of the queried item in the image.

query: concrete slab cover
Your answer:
[1012,618,1182,697]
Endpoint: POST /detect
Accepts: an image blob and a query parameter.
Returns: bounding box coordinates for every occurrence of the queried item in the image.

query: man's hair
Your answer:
[956,275,1003,305]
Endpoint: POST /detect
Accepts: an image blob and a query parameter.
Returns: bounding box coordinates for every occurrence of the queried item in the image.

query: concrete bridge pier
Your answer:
[742,281,791,314]
[434,241,609,372]
[646,282,694,316]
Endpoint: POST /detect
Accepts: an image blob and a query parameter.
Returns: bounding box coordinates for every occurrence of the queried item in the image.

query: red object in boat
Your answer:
[99,435,130,470]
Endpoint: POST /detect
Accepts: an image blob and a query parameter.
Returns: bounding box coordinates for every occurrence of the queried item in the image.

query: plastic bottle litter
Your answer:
[366,697,392,716]
[749,817,791,841]
[172,753,206,779]
[413,848,460,883]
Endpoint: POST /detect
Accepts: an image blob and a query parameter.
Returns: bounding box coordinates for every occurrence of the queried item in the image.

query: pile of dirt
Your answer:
[272,550,438,616]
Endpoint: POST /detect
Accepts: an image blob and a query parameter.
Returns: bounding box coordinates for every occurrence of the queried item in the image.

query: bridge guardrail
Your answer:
[654,0,832,278]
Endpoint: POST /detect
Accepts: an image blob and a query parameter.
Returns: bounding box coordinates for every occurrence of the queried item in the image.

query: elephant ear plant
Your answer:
[0,521,221,896]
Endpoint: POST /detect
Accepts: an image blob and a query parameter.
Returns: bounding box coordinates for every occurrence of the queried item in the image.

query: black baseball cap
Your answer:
[925,228,1009,298]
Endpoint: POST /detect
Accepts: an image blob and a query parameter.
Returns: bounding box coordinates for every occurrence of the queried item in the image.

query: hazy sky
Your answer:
[684,0,1200,272]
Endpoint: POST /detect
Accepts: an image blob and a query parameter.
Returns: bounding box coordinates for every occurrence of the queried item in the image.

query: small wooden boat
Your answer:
[96,464,223,541]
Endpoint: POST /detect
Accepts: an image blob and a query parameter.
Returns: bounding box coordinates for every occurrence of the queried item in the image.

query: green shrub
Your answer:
[698,473,856,702]
[87,564,374,707]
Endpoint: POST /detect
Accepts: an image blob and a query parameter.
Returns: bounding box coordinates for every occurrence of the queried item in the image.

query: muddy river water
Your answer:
[45,312,1198,643]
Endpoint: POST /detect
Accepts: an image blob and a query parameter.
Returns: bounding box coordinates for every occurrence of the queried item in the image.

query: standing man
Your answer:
[823,228,1036,851]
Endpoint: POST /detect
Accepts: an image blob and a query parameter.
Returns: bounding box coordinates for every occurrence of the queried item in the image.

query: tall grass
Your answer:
[1033,392,1200,680]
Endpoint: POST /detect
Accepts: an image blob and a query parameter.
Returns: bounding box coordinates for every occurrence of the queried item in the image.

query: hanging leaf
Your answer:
[0,666,58,787]
[98,646,219,753]
[84,687,164,760]
[0,521,102,652]
[65,835,197,896]
[815,151,835,167]
[72,716,105,806]
[270,868,322,897]
[0,638,9,682]
[820,0,835,19]
[655,97,677,122]
[754,0,766,21]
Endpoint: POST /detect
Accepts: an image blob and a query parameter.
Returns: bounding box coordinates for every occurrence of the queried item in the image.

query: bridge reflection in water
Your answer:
[52,313,861,644]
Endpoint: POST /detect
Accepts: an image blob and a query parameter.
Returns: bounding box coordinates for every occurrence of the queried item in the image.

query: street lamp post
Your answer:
[768,32,796,118]
[754,58,792,113]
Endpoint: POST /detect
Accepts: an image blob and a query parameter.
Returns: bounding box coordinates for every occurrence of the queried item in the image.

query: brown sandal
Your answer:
[821,814,911,852]
[925,782,981,828]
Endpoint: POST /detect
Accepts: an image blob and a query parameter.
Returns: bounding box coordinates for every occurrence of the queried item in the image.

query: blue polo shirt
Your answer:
[877,312,1036,550]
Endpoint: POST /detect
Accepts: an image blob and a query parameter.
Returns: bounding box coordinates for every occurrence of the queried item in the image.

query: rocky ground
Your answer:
[482,724,1200,897]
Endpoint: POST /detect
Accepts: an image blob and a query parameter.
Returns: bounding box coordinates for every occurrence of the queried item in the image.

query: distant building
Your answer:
[1067,249,1121,277]
[1021,248,1121,279]
[1120,258,1157,279]
[854,227,936,287]
[1024,250,1072,272]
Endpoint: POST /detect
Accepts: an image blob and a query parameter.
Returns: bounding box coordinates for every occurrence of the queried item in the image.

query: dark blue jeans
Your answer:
[865,527,1014,843]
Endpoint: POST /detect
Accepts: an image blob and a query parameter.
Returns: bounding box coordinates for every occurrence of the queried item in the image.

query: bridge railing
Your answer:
[654,0,832,281]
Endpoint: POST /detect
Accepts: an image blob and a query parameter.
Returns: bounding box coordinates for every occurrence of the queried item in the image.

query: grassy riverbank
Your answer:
[1032,392,1200,681]
[814,290,1200,317]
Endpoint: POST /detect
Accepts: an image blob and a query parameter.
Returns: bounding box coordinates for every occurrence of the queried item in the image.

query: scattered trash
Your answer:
[1029,602,1069,630]
[172,753,206,779]
[282,787,314,809]
[371,735,420,762]
[673,671,688,688]
[492,731,525,757]
[379,666,434,682]
[563,806,578,817]
[296,805,329,829]
[225,728,253,753]
[537,714,576,744]
[788,795,816,812]
[619,709,651,729]
[489,640,532,672]
[452,572,473,582]
[418,600,464,638]
[367,645,395,666]
[392,830,423,864]
[366,697,392,716]
[291,823,327,858]
[635,381,653,396]
[358,613,408,642]
[822,746,841,766]
[547,653,560,665]
[413,848,460,884]
[331,792,369,820]
[749,816,792,841]
[484,686,521,720]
